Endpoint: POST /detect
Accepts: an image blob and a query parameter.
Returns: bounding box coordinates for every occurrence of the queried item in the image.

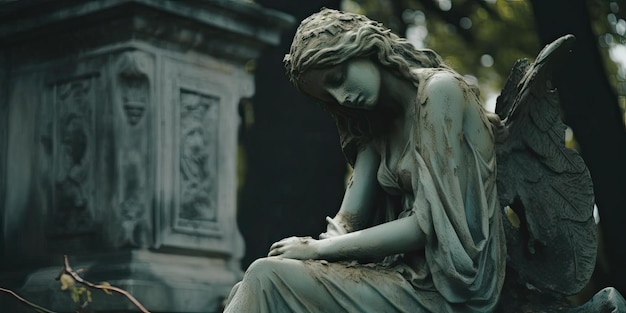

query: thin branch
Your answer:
[0,287,59,313]
[62,255,150,313]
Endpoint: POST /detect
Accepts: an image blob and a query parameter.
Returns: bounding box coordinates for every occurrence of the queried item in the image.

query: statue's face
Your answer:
[299,58,380,110]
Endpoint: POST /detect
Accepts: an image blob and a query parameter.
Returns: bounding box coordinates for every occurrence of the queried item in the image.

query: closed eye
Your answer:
[325,65,345,87]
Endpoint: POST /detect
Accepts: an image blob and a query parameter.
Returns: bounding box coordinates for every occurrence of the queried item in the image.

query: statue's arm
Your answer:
[269,213,425,261]
[270,144,426,260]
[320,144,380,238]
[318,214,425,260]
[310,73,468,260]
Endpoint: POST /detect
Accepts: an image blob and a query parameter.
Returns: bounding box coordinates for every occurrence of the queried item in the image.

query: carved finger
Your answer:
[269,241,284,251]
[271,236,297,249]
[268,247,283,257]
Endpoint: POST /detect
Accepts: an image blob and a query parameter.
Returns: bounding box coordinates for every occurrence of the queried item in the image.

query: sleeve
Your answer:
[406,69,505,306]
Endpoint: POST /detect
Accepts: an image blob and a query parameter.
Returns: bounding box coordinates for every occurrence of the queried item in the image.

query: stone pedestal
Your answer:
[0,1,292,312]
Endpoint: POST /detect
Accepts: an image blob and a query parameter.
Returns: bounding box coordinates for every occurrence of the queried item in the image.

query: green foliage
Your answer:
[59,273,114,310]
[426,1,539,87]
[69,286,92,304]
[343,0,625,115]
[342,0,541,104]
[587,0,626,125]
[60,273,92,305]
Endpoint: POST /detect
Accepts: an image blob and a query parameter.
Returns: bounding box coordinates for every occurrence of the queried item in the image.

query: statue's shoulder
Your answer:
[413,68,475,106]
[412,67,459,82]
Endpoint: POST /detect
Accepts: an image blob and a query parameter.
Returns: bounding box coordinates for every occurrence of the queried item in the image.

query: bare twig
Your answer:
[62,255,150,313]
[0,287,59,313]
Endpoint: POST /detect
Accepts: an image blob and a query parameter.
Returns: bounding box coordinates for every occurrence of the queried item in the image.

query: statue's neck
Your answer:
[378,69,416,115]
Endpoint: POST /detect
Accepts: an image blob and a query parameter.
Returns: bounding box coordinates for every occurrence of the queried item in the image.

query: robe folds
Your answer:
[224,69,506,313]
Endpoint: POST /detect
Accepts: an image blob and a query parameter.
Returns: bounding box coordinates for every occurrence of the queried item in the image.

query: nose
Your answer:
[328,88,353,106]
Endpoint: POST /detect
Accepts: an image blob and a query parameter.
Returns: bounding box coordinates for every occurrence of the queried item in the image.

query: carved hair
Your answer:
[284,8,450,142]
[285,8,448,88]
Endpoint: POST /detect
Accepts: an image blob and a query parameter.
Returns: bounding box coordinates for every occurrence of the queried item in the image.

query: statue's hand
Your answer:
[268,236,320,260]
[319,216,349,239]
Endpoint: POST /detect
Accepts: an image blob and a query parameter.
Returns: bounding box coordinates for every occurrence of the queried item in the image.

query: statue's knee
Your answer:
[223,281,242,309]
[244,257,284,279]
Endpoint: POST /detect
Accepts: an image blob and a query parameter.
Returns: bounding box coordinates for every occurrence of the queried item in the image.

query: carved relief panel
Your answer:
[176,90,219,231]
[157,56,242,255]
[38,50,155,250]
[49,76,97,237]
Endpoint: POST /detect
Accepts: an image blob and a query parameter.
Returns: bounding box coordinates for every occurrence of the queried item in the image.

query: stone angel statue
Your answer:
[224,8,623,312]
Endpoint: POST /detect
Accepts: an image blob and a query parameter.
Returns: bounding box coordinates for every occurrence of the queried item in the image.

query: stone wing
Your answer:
[495,34,597,295]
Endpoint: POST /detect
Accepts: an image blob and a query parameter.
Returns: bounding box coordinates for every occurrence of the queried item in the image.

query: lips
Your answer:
[342,94,368,109]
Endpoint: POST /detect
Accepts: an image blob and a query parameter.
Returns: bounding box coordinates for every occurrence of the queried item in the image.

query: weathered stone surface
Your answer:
[0,0,293,312]
[570,287,626,313]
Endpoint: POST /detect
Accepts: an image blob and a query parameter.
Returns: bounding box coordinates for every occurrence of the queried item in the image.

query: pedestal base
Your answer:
[10,251,240,313]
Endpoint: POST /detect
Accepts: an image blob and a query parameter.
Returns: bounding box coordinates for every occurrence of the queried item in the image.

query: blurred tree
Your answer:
[531,0,626,297]
[344,0,541,104]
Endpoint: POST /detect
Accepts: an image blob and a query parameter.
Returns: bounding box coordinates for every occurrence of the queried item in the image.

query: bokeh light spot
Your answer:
[604,33,615,46]
[437,0,452,11]
[616,19,626,35]
[608,13,617,25]
[480,54,494,67]
[460,17,472,29]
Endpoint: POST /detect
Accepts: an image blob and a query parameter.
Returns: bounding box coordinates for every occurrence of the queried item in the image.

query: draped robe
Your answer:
[224,69,506,313]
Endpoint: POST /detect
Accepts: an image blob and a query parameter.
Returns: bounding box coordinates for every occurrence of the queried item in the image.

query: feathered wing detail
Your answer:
[495,34,597,295]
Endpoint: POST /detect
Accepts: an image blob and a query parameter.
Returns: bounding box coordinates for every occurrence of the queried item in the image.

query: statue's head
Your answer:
[284,8,447,91]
